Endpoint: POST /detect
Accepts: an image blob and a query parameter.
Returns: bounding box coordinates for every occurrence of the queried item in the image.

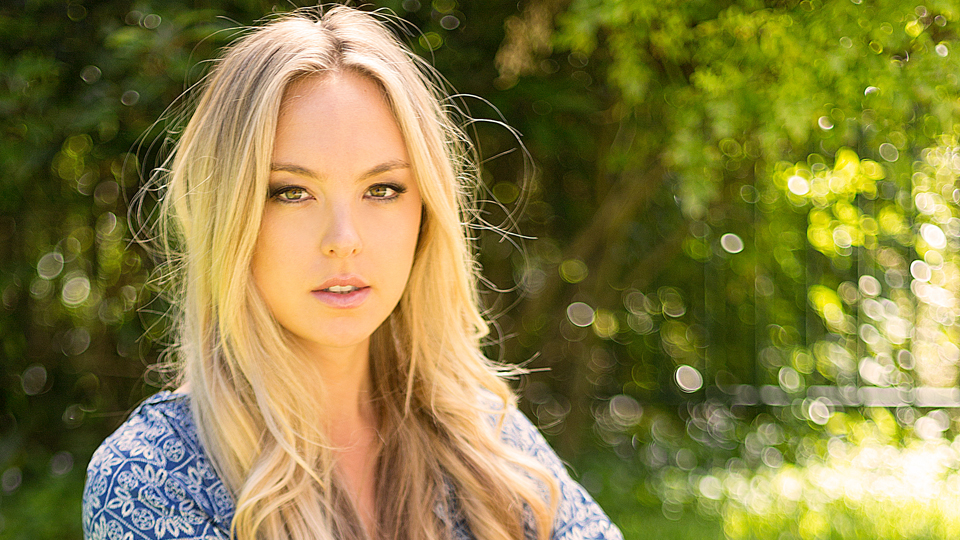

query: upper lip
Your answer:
[313,275,369,291]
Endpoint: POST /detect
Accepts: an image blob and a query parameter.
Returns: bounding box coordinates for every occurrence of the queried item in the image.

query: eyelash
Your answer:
[269,185,308,202]
[366,183,406,200]
[268,183,408,203]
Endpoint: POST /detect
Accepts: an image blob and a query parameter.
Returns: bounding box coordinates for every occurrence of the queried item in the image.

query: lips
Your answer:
[312,275,370,308]
[314,275,368,291]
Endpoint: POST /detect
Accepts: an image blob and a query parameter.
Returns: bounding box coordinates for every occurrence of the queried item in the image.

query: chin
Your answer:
[294,328,376,351]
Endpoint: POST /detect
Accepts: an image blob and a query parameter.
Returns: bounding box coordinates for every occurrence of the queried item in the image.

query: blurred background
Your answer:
[4,0,960,538]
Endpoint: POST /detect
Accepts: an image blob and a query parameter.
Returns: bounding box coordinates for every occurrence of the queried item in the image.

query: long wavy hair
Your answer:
[148,5,557,540]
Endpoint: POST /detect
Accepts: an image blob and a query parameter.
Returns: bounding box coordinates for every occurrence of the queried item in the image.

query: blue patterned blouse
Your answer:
[82,392,623,540]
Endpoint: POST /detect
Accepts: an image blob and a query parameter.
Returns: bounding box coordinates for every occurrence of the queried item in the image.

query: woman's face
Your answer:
[251,72,422,361]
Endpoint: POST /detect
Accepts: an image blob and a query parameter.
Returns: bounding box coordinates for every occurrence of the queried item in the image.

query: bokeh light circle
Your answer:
[720,233,744,254]
[675,365,703,393]
[807,398,831,425]
[878,142,899,162]
[910,260,931,282]
[787,175,810,196]
[858,275,881,297]
[566,302,595,327]
[920,223,947,249]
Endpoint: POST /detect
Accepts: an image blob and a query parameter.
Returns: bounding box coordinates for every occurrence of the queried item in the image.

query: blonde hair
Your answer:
[148,5,557,540]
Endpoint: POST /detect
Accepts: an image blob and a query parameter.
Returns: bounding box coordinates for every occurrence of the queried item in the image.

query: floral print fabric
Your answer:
[83,392,623,540]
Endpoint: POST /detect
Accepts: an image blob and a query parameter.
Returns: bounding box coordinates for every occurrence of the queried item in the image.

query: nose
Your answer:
[320,203,362,258]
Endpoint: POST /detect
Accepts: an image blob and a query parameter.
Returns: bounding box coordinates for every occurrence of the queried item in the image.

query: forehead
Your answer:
[271,72,411,177]
[279,71,390,118]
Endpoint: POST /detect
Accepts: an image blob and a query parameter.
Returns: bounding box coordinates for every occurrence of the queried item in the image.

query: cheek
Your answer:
[249,237,274,297]
[402,204,424,261]
[250,218,296,288]
[372,204,422,287]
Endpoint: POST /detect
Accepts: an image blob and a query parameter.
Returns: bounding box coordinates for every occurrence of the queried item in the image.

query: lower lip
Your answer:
[311,287,371,308]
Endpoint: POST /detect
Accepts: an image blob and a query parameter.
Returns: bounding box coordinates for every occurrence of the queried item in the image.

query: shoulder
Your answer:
[498,406,567,477]
[497,407,624,540]
[82,392,233,540]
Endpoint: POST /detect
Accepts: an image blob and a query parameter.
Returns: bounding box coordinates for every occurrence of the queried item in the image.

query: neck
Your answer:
[298,338,379,441]
[300,339,382,537]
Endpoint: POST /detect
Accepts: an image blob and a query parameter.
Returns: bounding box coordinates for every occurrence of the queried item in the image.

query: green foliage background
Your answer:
[3,0,960,538]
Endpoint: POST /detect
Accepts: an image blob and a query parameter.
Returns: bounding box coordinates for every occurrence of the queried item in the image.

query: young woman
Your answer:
[82,6,622,540]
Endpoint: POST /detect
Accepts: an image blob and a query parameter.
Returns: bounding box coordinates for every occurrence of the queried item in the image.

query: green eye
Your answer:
[368,185,392,198]
[275,187,307,201]
[367,184,404,199]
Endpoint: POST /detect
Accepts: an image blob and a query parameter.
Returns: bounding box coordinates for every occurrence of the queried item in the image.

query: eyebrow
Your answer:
[269,159,410,182]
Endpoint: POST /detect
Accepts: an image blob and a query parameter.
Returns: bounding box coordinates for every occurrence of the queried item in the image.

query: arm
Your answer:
[501,409,624,540]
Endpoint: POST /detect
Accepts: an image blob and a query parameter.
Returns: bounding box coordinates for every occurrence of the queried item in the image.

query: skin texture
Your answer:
[250,71,423,534]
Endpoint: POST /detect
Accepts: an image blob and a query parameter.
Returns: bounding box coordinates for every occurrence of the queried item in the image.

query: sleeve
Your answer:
[501,409,624,540]
[82,406,231,540]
